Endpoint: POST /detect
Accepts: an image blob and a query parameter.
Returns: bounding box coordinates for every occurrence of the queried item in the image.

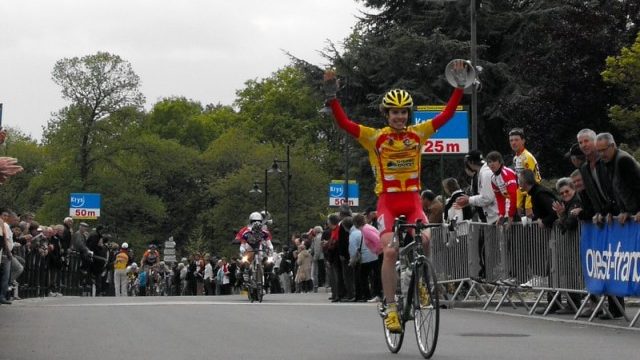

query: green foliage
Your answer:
[0,132,46,213]
[602,32,640,149]
[11,4,640,260]
[320,0,640,180]
[235,66,334,152]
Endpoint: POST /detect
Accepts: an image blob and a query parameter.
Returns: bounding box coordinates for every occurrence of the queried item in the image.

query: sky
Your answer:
[0,0,365,141]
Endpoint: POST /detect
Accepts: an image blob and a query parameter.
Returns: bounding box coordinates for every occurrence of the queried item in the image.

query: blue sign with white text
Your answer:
[70,193,101,209]
[329,181,359,207]
[580,222,640,297]
[413,106,469,154]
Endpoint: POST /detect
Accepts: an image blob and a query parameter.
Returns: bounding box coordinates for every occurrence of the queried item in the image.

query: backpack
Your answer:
[138,271,148,287]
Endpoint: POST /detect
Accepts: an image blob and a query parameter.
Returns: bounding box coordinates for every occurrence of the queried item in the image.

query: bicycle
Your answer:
[379,216,456,359]
[242,248,272,303]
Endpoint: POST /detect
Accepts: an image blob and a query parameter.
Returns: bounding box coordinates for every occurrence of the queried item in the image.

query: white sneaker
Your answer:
[367,296,382,303]
[520,278,533,288]
[47,292,57,297]
[56,292,64,297]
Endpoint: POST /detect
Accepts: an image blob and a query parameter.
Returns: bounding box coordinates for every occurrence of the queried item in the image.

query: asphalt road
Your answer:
[0,292,637,360]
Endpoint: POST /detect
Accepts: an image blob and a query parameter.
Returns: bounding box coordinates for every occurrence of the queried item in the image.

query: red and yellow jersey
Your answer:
[357,124,433,194]
[328,88,463,196]
[513,148,541,210]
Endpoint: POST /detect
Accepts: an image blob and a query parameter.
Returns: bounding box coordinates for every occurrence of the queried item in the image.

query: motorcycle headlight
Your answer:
[266,256,274,264]
[242,255,249,263]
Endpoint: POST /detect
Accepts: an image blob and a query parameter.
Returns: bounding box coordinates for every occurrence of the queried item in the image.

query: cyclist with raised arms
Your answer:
[323,60,470,333]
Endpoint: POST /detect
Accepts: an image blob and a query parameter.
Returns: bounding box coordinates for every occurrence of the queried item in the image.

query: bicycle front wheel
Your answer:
[382,317,404,353]
[413,260,440,359]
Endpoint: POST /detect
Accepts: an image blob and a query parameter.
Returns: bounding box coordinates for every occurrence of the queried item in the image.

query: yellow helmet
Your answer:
[381,89,413,109]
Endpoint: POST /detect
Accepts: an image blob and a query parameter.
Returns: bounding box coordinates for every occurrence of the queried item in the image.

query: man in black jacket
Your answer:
[595,132,640,224]
[518,169,557,229]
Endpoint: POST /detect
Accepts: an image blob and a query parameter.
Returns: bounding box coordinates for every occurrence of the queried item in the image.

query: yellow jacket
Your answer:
[513,148,541,210]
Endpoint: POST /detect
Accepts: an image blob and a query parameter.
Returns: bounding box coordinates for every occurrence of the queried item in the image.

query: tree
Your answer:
[318,0,640,180]
[51,52,145,189]
[602,32,640,150]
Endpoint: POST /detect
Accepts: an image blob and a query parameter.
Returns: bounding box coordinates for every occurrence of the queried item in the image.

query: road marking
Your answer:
[12,299,375,308]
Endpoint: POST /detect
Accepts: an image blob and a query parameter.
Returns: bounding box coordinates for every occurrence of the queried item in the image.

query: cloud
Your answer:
[0,0,364,140]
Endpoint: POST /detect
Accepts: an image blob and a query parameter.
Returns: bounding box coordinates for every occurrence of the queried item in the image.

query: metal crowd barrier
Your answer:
[15,252,91,298]
[430,221,638,328]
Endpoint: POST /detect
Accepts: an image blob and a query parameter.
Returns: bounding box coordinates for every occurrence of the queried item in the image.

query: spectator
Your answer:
[518,169,558,229]
[47,224,64,297]
[309,226,325,292]
[442,178,473,222]
[364,207,378,229]
[113,243,129,297]
[420,190,443,224]
[456,151,498,279]
[576,129,618,225]
[322,214,342,301]
[509,128,542,218]
[576,129,624,319]
[565,143,586,169]
[352,213,381,302]
[569,169,584,192]
[295,243,312,293]
[595,132,640,224]
[0,218,13,304]
[486,151,518,228]
[61,217,73,253]
[204,257,214,295]
[552,178,582,233]
[337,205,355,302]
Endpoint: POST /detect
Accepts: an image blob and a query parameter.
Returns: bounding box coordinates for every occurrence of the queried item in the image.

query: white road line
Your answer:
[13,300,373,308]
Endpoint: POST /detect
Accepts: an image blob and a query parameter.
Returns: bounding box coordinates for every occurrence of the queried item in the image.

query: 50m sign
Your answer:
[69,193,101,220]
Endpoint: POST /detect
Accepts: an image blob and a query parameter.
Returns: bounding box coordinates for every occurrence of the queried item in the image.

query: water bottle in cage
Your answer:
[400,266,412,299]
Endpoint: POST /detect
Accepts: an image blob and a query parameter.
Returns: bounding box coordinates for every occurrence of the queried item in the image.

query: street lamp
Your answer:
[426,0,479,150]
[268,145,290,243]
[249,168,268,213]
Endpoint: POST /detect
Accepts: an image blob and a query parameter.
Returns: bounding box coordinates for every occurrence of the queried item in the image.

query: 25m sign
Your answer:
[414,105,469,155]
[69,193,101,219]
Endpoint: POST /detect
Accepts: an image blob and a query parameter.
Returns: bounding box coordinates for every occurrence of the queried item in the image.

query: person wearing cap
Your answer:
[113,242,129,296]
[565,143,585,169]
[456,150,498,279]
[457,151,498,224]
[72,222,92,276]
[508,128,542,218]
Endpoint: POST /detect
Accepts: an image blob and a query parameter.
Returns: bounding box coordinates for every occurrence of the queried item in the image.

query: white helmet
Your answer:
[249,212,263,223]
[121,242,129,249]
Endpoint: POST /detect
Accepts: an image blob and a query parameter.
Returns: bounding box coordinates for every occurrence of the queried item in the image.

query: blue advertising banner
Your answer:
[580,222,640,297]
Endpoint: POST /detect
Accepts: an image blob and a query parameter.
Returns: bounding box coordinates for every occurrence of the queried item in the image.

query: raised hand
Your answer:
[323,69,339,98]
[445,59,474,88]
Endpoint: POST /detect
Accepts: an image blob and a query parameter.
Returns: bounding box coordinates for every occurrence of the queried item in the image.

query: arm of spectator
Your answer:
[468,169,496,208]
[0,157,23,184]
[506,181,519,219]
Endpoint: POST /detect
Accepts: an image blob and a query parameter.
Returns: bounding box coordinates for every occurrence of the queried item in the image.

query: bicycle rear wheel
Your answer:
[413,260,439,359]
